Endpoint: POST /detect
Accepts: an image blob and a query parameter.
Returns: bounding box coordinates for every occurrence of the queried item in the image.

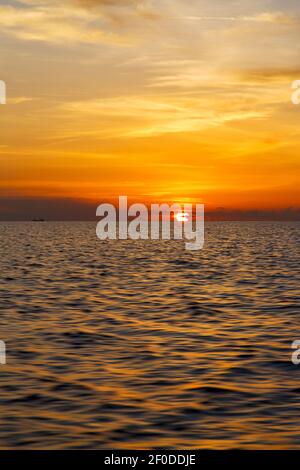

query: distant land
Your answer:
[0,197,299,221]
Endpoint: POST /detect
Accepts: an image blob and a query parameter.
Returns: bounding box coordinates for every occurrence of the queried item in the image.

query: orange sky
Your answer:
[0,0,299,219]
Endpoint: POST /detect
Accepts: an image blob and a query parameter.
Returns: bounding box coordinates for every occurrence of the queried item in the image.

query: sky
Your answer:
[0,0,300,220]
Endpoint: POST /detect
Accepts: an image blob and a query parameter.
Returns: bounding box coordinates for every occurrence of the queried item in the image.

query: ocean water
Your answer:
[0,221,299,449]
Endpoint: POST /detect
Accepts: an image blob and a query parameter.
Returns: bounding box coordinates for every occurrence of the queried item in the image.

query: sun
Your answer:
[175,211,189,222]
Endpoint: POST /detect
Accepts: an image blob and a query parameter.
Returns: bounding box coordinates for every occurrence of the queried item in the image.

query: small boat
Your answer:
[32,218,45,222]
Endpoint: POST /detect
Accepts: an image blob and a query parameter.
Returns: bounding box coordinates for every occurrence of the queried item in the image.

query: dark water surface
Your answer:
[0,221,299,449]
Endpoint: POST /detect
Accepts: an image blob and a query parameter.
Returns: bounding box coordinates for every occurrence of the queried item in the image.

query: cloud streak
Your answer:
[177,11,299,25]
[0,0,157,44]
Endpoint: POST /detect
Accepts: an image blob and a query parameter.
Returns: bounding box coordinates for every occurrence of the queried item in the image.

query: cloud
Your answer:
[9,96,34,104]
[73,0,139,7]
[245,11,299,25]
[0,0,158,45]
[177,11,299,25]
[238,67,300,83]
[0,3,127,44]
[61,94,269,138]
[72,0,160,23]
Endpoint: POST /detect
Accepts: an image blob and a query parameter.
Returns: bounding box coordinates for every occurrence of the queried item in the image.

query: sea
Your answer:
[0,221,299,449]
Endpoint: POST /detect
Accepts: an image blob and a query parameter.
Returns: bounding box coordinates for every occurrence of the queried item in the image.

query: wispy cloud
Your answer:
[0,2,134,44]
[8,96,34,104]
[61,94,269,138]
[0,0,159,44]
[177,11,299,25]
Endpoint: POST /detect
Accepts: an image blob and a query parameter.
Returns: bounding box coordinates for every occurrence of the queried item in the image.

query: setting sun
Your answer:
[175,212,189,222]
